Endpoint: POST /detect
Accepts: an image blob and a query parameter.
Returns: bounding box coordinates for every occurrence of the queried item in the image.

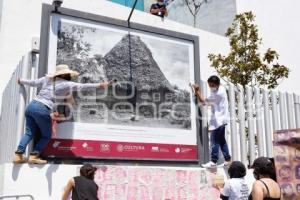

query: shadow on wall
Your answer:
[46,164,59,196]
[12,164,23,181]
[11,163,59,196]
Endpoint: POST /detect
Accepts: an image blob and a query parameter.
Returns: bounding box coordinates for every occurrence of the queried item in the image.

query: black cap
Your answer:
[228,161,246,178]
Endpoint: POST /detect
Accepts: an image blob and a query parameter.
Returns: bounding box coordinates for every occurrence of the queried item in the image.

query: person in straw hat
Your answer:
[13,64,111,164]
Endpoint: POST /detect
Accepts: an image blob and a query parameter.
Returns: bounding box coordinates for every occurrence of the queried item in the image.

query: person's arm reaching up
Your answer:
[68,81,111,91]
[18,77,46,87]
[192,84,206,104]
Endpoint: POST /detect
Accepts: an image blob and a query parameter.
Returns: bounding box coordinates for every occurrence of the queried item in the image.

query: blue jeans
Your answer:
[16,100,52,154]
[210,125,231,163]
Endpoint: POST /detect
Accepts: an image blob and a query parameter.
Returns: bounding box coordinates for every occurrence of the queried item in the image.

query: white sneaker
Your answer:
[202,161,217,168]
[218,160,232,167]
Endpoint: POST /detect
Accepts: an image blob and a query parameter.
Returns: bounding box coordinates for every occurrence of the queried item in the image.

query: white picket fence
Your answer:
[0,52,299,165]
[200,80,300,165]
[0,53,39,163]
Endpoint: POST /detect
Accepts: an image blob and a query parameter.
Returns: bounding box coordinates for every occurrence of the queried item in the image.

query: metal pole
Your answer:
[127,0,139,26]
[246,86,255,164]
[286,93,295,129]
[279,91,288,129]
[237,84,246,164]
[263,89,272,157]
[255,87,264,156]
[229,83,238,160]
[16,54,30,152]
[200,80,209,163]
[271,91,280,131]
[294,93,300,128]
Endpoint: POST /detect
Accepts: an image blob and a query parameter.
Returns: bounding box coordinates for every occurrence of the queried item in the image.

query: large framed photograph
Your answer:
[40,5,200,161]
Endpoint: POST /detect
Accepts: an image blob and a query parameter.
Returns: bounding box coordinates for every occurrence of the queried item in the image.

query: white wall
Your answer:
[0,163,77,198]
[0,163,255,199]
[0,0,228,108]
[236,0,300,95]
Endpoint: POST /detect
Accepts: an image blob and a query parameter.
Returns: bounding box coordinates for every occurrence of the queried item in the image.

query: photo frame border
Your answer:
[38,4,207,165]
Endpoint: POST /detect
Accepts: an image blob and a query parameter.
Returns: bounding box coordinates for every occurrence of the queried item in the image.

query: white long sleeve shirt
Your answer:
[20,76,100,110]
[205,85,230,130]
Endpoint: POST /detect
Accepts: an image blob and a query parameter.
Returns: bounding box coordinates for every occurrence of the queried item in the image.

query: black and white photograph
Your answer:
[54,17,195,130]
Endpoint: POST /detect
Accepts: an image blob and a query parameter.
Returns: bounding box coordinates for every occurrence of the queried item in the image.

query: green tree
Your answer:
[208,11,289,89]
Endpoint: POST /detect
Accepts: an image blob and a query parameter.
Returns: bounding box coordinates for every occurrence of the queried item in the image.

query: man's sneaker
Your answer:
[219,160,232,167]
[224,160,232,167]
[202,161,217,168]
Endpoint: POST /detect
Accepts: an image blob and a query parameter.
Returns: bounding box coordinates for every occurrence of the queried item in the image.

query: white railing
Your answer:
[200,80,300,166]
[0,53,38,164]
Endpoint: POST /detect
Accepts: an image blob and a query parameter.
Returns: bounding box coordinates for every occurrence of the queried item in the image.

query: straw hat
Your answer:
[46,64,79,78]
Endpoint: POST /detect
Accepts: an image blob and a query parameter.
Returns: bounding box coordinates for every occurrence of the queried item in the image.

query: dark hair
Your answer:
[56,73,71,81]
[207,75,220,85]
[80,164,97,180]
[251,157,277,181]
[228,161,246,178]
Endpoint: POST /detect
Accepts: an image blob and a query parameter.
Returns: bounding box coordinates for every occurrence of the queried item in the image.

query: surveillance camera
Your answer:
[52,0,63,5]
[52,0,63,13]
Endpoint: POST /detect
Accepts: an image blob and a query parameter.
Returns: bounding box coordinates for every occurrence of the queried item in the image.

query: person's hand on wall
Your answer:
[161,8,168,16]
[191,83,206,104]
[50,112,60,121]
[192,84,201,94]
[100,80,117,89]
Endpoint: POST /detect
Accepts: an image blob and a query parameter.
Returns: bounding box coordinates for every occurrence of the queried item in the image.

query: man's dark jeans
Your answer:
[210,125,231,163]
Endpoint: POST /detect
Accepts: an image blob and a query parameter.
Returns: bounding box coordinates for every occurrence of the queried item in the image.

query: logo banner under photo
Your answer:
[41,9,200,161]
[273,129,300,200]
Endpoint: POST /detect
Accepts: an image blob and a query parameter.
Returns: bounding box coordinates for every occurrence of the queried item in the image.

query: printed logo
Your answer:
[100,144,110,152]
[82,142,93,152]
[82,142,88,148]
[117,144,124,152]
[151,146,159,152]
[180,148,192,153]
[117,144,145,152]
[52,141,61,148]
[151,146,170,153]
[175,148,181,153]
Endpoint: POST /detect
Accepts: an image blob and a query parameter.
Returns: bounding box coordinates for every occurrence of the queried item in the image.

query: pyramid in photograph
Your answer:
[104,34,173,92]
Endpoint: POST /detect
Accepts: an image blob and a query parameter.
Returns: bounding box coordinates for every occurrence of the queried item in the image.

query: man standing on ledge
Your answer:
[150,0,168,18]
[193,75,231,168]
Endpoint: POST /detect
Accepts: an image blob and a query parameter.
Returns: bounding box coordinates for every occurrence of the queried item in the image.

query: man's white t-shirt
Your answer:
[221,178,249,200]
[205,85,230,130]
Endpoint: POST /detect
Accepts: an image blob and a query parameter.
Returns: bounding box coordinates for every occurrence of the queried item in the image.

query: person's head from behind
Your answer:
[207,75,220,92]
[228,161,246,178]
[80,164,97,180]
[50,64,79,81]
[251,157,276,181]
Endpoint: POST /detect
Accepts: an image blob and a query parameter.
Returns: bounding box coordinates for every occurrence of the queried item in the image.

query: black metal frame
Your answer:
[38,4,207,166]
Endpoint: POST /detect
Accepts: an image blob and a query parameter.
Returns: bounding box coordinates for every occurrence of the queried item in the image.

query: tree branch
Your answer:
[184,0,195,16]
